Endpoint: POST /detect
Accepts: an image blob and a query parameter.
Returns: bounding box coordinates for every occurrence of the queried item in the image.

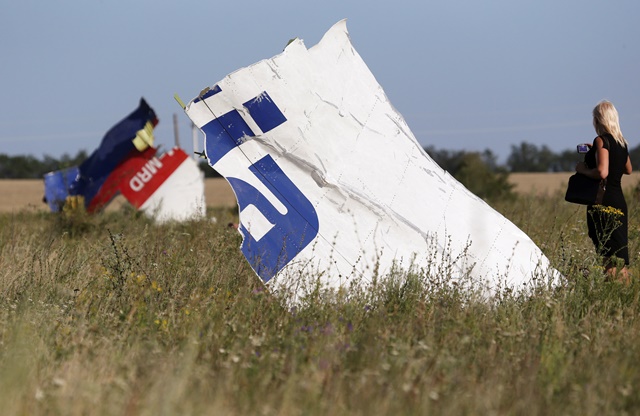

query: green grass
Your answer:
[2,194,640,415]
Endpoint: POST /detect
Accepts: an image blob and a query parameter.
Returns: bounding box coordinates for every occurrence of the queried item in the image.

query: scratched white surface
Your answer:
[139,150,206,223]
[185,20,559,298]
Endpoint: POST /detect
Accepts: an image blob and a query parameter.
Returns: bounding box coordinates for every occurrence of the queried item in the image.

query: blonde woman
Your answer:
[576,100,632,282]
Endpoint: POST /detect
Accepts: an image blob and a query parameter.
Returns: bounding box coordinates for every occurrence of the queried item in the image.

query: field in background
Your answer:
[3,172,640,213]
[0,178,238,213]
[509,172,640,195]
[2,190,640,414]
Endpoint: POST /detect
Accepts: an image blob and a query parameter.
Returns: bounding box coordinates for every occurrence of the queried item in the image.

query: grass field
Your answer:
[2,178,640,414]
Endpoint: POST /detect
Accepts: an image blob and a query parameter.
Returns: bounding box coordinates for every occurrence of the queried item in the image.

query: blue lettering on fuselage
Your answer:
[201,89,319,282]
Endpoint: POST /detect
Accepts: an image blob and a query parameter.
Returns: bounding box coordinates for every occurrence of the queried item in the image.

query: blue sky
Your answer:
[1,1,639,163]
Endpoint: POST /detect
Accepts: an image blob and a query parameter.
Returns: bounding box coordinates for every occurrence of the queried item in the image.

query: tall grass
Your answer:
[1,192,640,415]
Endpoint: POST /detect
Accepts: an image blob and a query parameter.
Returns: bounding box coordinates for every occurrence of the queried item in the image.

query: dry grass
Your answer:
[2,182,640,414]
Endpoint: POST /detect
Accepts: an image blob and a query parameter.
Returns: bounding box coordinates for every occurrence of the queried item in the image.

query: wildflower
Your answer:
[589,205,624,245]
[591,205,624,217]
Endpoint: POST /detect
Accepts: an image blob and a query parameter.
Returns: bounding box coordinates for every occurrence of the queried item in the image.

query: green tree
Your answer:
[0,154,42,178]
[454,152,515,201]
[553,149,581,172]
[506,142,556,172]
[0,150,88,179]
[425,147,514,202]
[424,146,467,174]
[198,160,222,178]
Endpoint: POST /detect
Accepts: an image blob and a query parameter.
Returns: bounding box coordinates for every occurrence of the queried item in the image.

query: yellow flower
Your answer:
[592,205,624,217]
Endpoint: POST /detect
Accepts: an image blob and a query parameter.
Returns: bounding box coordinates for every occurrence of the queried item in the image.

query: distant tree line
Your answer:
[0,150,222,180]
[427,142,640,174]
[3,141,640,203]
[0,151,89,179]
[423,147,514,201]
[423,141,640,202]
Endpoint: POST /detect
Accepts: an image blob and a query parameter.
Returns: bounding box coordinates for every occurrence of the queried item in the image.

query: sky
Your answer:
[1,0,639,164]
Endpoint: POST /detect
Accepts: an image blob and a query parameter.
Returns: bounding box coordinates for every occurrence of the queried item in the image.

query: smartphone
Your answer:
[577,144,590,153]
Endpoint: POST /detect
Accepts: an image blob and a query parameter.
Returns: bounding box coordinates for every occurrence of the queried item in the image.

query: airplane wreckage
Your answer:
[179,20,561,300]
[44,98,206,223]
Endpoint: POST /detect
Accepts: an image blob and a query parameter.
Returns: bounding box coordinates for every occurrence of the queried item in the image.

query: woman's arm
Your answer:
[624,155,632,175]
[576,136,609,179]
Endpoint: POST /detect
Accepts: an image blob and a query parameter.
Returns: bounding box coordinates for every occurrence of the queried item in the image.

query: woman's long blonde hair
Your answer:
[593,100,627,147]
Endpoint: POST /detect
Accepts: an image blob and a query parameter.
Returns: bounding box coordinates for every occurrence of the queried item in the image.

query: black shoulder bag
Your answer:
[564,173,606,205]
[564,136,608,205]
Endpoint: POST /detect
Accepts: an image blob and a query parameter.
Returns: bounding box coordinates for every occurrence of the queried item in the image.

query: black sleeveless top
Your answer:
[584,133,630,264]
[584,134,628,195]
